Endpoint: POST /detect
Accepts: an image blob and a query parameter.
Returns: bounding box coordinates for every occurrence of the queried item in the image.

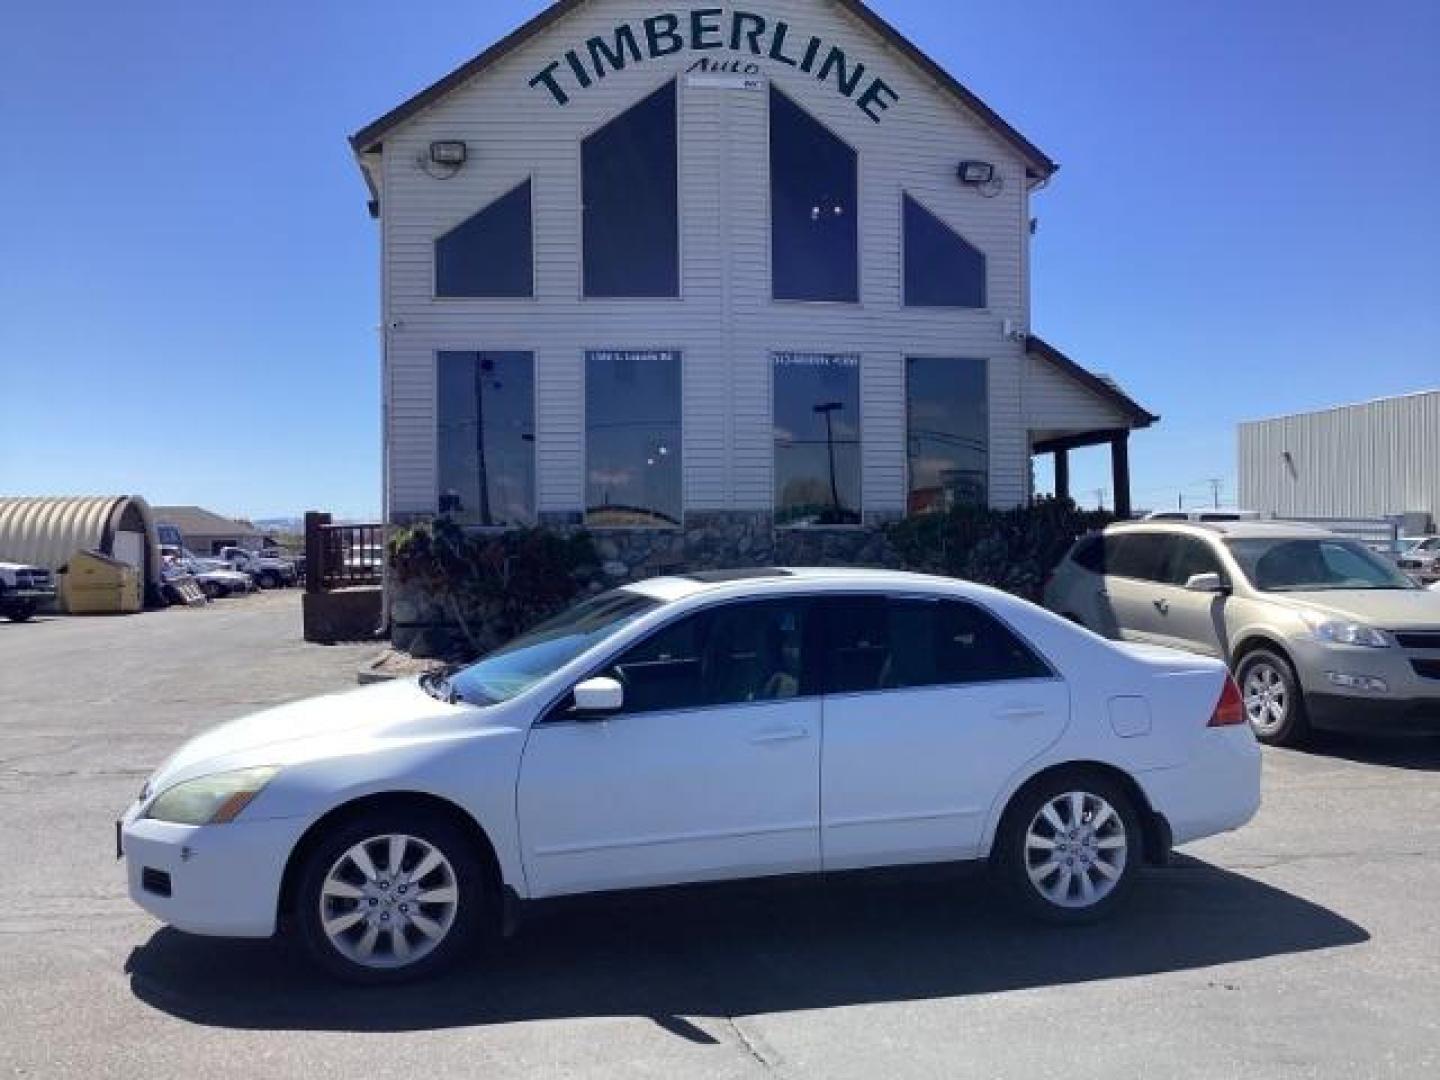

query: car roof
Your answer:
[623,567,971,604]
[1104,520,1335,540]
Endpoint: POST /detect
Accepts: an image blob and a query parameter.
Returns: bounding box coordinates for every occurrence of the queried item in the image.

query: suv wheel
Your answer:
[294,810,488,983]
[1237,648,1309,746]
[259,571,281,589]
[992,769,1141,924]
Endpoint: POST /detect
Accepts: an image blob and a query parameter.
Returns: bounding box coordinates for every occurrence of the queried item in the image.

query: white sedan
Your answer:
[120,568,1261,982]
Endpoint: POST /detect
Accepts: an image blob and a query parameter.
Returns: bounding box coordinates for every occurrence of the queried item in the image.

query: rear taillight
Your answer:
[1209,674,1245,727]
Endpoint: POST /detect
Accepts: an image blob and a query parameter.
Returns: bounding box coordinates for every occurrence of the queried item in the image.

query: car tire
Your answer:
[4,601,37,622]
[992,768,1142,924]
[259,571,281,590]
[1236,648,1309,747]
[294,809,489,984]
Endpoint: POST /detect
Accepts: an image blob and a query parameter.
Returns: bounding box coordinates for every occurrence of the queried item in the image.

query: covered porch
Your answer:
[1024,335,1159,518]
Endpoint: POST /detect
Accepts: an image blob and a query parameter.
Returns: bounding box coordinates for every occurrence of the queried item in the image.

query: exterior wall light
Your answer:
[957,160,995,185]
[429,140,468,166]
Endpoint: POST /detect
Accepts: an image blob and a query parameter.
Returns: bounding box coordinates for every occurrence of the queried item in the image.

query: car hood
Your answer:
[1277,589,1440,629]
[143,677,494,795]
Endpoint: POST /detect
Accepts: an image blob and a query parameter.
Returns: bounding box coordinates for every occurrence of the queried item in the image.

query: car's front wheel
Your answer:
[993,770,1141,923]
[1236,648,1309,746]
[294,810,487,983]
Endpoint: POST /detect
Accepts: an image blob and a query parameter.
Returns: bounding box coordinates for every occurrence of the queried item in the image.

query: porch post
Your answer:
[1054,448,1070,503]
[1110,432,1132,518]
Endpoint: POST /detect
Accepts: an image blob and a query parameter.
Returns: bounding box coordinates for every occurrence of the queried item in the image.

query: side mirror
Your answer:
[1185,572,1226,593]
[572,676,623,716]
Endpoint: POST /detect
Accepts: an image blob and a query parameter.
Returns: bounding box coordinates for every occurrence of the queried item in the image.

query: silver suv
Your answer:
[1045,521,1440,745]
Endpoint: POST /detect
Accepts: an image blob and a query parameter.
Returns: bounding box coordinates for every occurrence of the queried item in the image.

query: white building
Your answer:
[1239,391,1440,533]
[351,0,1156,565]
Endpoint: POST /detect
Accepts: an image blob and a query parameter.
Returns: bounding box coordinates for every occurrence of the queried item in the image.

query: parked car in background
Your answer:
[0,561,56,621]
[1045,521,1440,745]
[1398,536,1440,584]
[164,552,253,600]
[120,568,1260,983]
[1145,510,1262,523]
[219,546,298,589]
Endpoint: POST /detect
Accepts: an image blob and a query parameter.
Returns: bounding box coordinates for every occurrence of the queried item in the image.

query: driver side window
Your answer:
[607,600,813,714]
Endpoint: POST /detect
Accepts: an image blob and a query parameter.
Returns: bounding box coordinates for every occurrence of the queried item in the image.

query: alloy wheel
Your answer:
[318,833,459,969]
[1243,662,1289,736]
[1024,790,1128,909]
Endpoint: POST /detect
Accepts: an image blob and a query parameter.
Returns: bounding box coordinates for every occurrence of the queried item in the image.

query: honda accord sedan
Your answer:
[120,568,1260,982]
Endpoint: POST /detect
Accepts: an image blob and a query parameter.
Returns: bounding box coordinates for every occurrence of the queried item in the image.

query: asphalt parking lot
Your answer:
[2,591,1437,1079]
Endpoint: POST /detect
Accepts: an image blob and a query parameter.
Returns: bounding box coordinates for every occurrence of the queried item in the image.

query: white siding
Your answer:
[1238,392,1440,524]
[1022,353,1130,435]
[375,0,1037,518]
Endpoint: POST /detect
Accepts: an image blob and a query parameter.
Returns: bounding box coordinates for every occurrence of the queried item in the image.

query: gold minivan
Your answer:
[1044,521,1440,745]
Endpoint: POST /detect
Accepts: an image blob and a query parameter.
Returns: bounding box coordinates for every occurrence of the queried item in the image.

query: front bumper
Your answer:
[119,802,309,937]
[1306,694,1440,735]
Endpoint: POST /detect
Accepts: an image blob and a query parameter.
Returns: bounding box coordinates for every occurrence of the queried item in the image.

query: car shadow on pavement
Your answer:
[126,856,1366,1038]
[1298,733,1440,771]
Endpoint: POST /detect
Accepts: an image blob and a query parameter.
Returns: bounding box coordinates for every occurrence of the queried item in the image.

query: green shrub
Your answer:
[884,498,1113,602]
[388,518,598,655]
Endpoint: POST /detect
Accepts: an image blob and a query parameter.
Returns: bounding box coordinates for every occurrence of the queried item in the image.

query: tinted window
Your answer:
[585,350,682,527]
[770,87,858,302]
[774,353,861,526]
[608,600,812,714]
[437,351,535,526]
[582,81,678,297]
[903,195,985,308]
[1108,534,1169,581]
[1071,535,1105,573]
[906,357,987,513]
[435,180,533,297]
[1160,535,1222,586]
[824,597,1050,694]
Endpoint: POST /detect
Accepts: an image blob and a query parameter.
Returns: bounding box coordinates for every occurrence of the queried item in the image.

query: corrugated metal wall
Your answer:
[0,496,161,583]
[1238,391,1440,528]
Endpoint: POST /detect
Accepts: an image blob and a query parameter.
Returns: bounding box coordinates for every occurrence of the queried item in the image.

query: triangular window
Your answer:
[435,179,534,297]
[903,194,985,308]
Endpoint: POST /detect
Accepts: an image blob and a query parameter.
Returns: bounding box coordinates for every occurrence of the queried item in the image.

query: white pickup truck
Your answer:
[0,561,57,621]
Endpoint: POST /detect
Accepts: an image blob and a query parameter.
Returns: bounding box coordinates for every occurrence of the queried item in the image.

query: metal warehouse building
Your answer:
[352,0,1157,566]
[1239,390,1440,533]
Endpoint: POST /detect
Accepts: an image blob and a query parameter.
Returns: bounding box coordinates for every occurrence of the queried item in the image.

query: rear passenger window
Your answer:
[1108,534,1169,581]
[1071,536,1105,573]
[823,597,1051,694]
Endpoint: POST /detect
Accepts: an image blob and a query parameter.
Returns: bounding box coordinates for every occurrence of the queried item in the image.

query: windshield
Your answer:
[446,590,661,705]
[1226,537,1418,592]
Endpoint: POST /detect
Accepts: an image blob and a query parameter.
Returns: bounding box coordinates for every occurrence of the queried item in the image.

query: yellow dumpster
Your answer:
[59,550,142,614]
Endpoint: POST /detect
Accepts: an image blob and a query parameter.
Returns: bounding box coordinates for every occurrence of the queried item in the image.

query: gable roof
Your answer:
[1026,335,1159,429]
[349,0,1057,180]
[151,505,259,537]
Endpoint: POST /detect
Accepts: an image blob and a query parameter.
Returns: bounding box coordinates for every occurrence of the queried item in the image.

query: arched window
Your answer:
[434,180,534,298]
[903,194,985,308]
[770,87,858,302]
[582,81,679,297]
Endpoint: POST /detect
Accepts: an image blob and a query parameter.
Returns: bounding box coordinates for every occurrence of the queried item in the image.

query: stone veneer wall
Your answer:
[389,510,900,657]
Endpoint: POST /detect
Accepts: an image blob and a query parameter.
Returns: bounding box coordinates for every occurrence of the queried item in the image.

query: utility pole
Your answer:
[1093,488,1106,511]
[1207,478,1222,509]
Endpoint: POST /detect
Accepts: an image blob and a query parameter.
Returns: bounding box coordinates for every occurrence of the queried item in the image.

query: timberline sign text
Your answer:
[527,8,900,123]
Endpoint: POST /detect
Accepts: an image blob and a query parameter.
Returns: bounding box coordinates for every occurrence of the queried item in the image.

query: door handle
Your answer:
[749,726,809,744]
[1154,598,1170,615]
[995,706,1046,722]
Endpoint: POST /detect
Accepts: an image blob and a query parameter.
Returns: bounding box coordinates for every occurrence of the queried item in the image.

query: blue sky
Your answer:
[2,0,1436,519]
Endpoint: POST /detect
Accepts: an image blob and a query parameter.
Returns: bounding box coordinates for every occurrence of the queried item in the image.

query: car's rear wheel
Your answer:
[294,810,486,983]
[3,601,37,622]
[993,770,1141,923]
[259,571,281,589]
[1237,648,1309,746]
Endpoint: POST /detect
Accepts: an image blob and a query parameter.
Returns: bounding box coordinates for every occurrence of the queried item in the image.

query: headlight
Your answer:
[145,766,279,825]
[1302,614,1389,648]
